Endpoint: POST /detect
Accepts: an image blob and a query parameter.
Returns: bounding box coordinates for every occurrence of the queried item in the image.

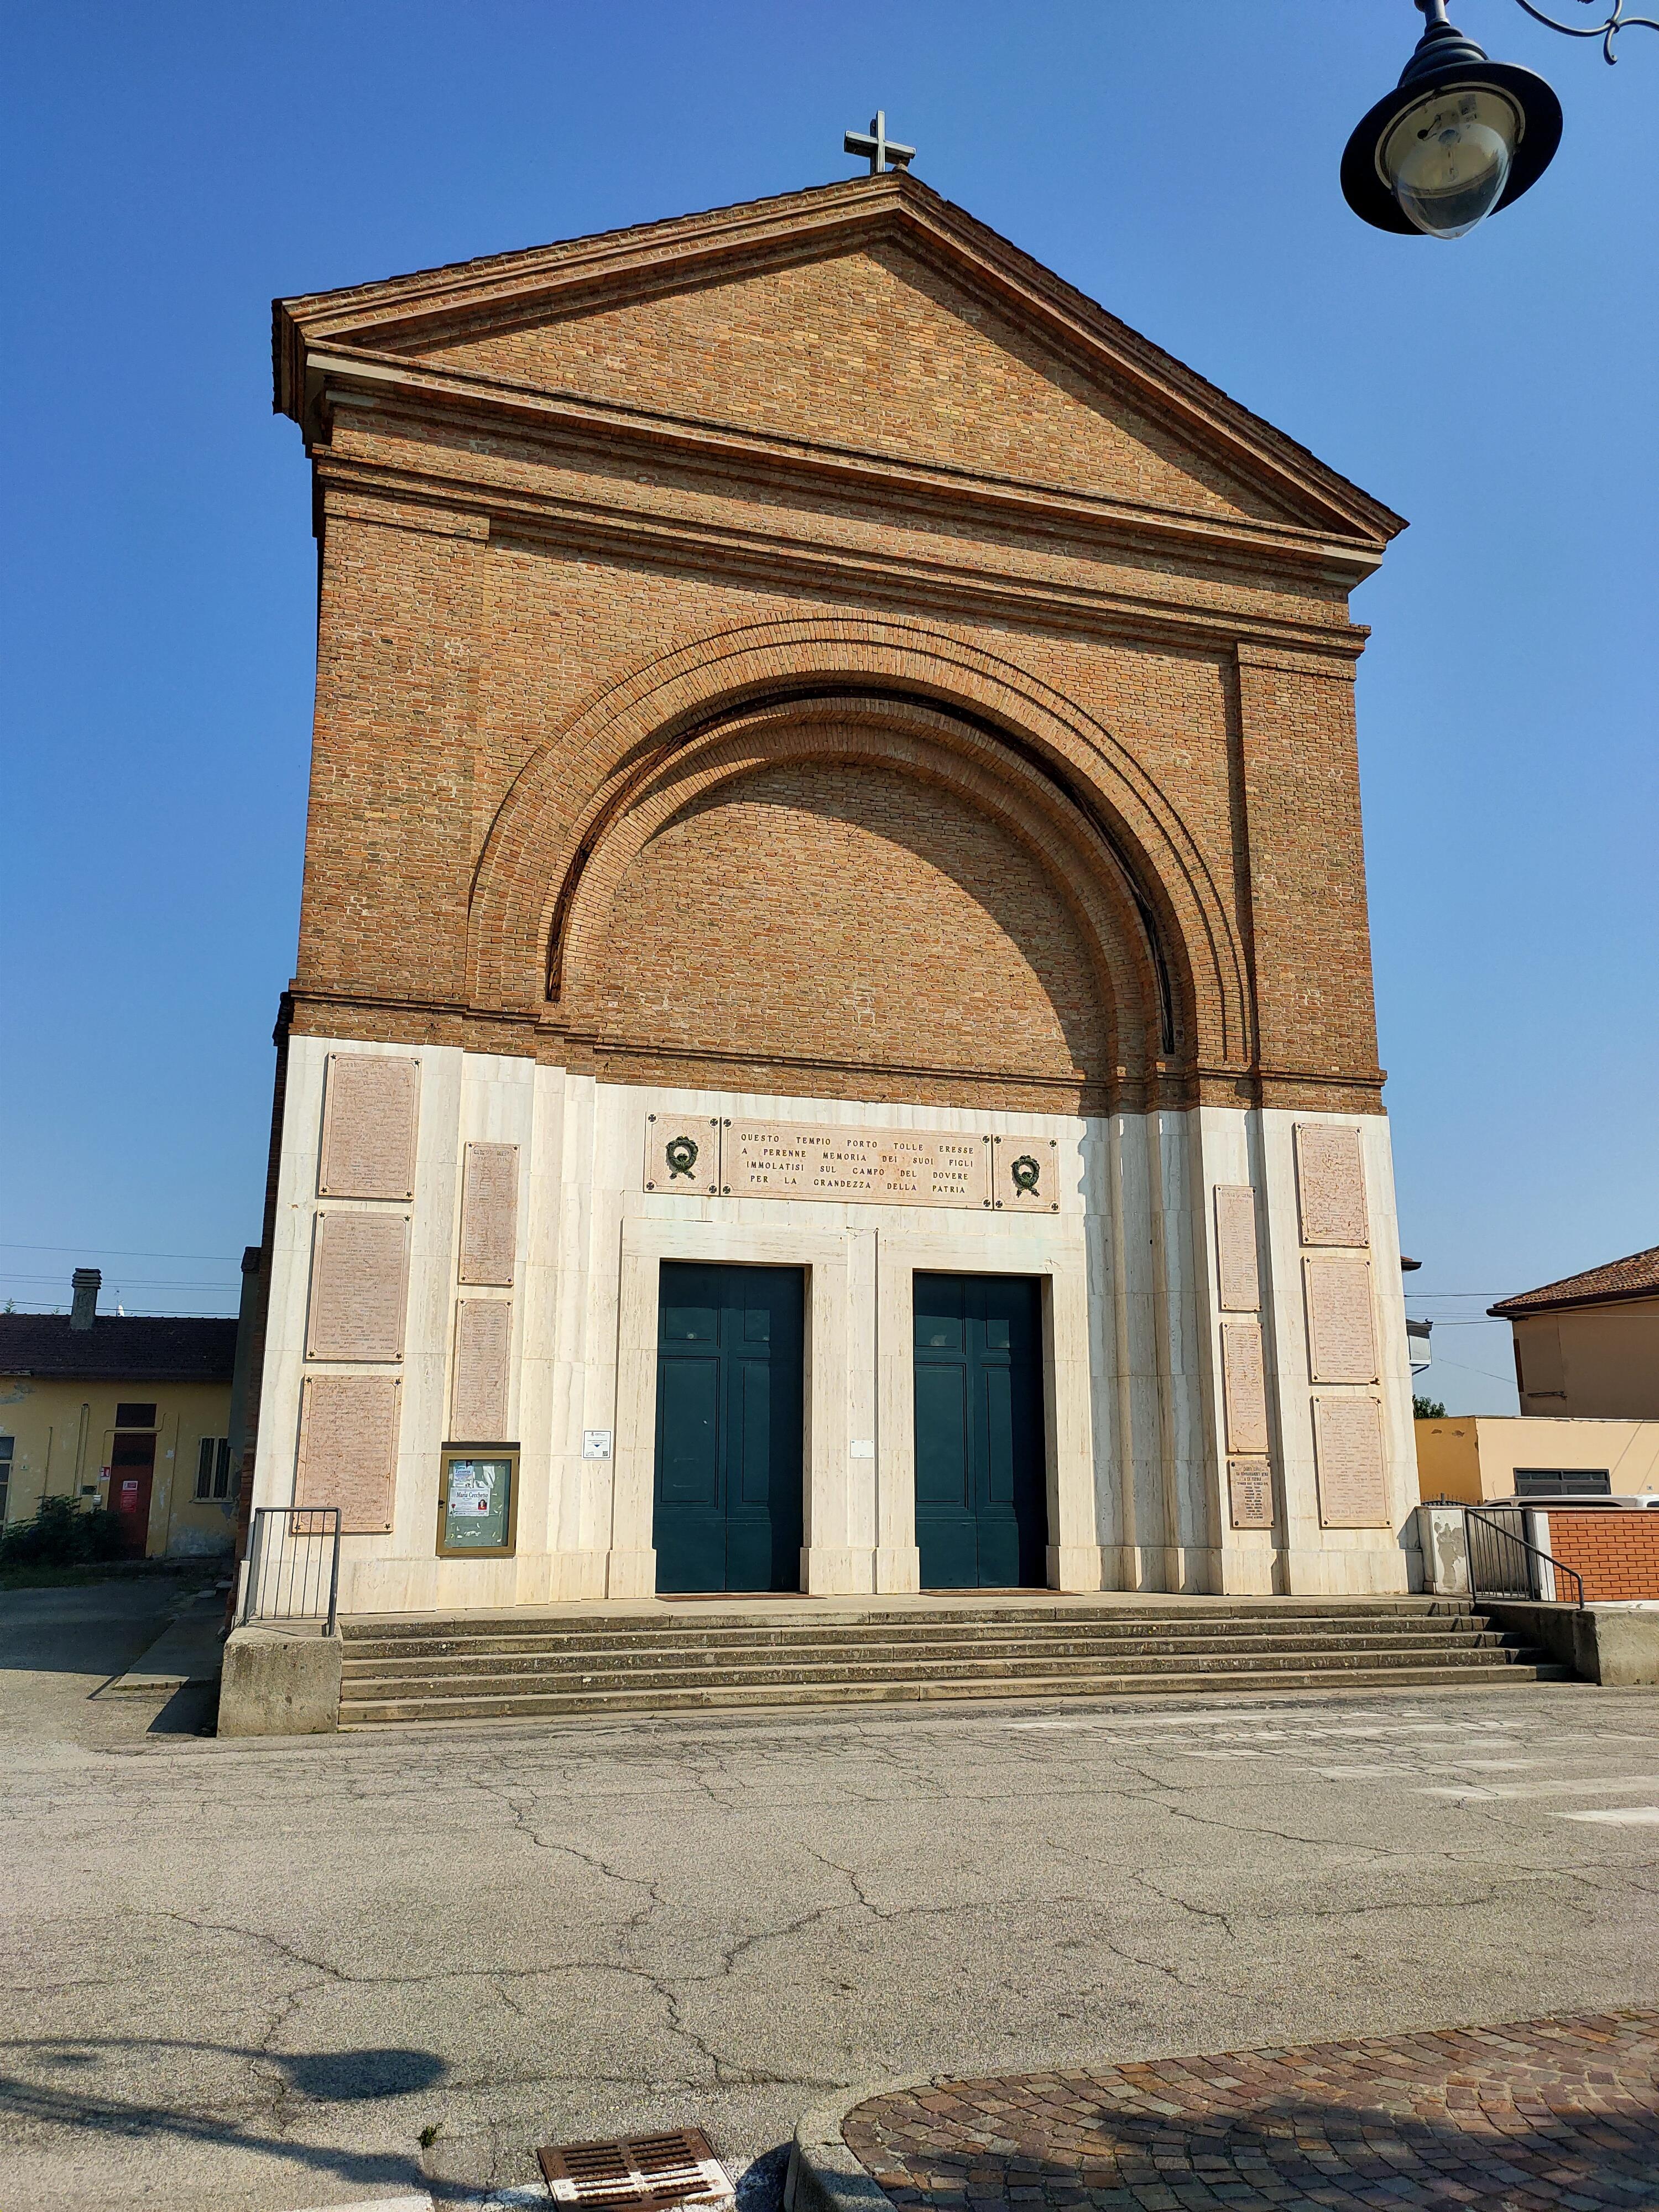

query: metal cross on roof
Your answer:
[843,111,915,175]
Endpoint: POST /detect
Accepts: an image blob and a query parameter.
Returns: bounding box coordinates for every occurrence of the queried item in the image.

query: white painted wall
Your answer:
[250,1034,1422,1614]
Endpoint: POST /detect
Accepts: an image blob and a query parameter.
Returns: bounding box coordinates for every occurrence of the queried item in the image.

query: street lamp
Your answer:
[1342,2,1563,238]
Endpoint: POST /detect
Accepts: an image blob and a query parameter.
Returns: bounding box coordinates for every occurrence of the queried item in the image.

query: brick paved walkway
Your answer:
[841,2010,1659,2211]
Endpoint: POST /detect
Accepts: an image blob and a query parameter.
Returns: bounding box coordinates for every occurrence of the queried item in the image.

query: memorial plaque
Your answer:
[451,1298,512,1439]
[295,1373,399,1532]
[1294,1123,1369,1248]
[1228,1457,1274,1530]
[458,1142,519,1286]
[643,1114,721,1196]
[722,1121,990,1208]
[992,1135,1061,1212]
[318,1053,420,1200]
[305,1212,410,1363]
[1305,1257,1378,1384]
[1313,1395,1390,1527]
[1214,1185,1260,1311]
[1220,1321,1270,1454]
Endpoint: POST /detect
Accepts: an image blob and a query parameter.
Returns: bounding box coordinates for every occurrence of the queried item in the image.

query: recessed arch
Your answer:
[466,614,1251,1079]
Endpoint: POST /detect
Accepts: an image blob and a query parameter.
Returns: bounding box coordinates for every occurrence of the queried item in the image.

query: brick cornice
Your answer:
[305,352,1385,588]
[275,171,1405,551]
[314,452,1371,664]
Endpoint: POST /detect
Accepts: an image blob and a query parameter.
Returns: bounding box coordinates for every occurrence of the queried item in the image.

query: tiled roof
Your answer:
[1489,1245,1659,1318]
[0,1313,238,1383]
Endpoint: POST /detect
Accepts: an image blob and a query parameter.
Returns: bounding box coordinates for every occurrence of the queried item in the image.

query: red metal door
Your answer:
[108,1432,155,1557]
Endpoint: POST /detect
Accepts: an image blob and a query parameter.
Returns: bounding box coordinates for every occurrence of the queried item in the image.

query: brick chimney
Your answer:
[69,1268,101,1332]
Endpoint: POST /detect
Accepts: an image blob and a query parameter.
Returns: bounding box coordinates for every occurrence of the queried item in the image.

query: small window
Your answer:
[0,1435,12,1526]
[195,1437,234,1500]
[1514,1467,1611,1499]
[115,1402,156,1428]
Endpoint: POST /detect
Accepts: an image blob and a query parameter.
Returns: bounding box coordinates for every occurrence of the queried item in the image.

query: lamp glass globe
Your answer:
[1383,86,1520,239]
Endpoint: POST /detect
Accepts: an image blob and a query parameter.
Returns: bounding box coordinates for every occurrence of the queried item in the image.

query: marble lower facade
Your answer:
[246,1034,1424,1616]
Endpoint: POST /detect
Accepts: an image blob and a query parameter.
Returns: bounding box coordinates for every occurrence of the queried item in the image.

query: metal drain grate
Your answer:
[538,2126,733,2211]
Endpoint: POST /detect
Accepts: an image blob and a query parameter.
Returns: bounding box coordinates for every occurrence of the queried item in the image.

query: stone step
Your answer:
[341,1640,1538,1700]
[340,1614,1486,1662]
[338,1657,1569,1727]
[341,1599,1473,1646]
[341,1627,1519,1682]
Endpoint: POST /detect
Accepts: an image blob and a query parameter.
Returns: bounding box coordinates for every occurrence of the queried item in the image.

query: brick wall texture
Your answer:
[271,172,1405,1119]
[1546,1511,1659,1602]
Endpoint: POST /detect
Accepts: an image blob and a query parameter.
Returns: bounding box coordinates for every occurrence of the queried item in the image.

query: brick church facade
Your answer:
[248,169,1421,1612]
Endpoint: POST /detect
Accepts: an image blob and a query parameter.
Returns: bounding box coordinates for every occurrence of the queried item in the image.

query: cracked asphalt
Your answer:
[4,1588,1659,2211]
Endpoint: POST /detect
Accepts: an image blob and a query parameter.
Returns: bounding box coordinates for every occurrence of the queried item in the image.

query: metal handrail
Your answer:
[1464,1503,1585,1610]
[239,1506,342,1633]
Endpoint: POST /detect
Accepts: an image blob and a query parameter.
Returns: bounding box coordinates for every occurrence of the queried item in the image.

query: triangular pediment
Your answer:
[276,175,1403,548]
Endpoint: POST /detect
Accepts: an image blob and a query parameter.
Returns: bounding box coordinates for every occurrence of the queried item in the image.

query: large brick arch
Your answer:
[466,617,1250,1077]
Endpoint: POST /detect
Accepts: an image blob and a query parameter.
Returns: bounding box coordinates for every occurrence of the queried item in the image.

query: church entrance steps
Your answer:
[335,1597,1568,1727]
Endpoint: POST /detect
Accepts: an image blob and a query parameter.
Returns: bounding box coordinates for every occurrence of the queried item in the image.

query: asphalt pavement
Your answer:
[2,1593,1658,2211]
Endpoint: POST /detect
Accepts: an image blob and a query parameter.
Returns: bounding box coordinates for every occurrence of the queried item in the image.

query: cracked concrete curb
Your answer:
[282,2191,549,2211]
[786,2077,926,2212]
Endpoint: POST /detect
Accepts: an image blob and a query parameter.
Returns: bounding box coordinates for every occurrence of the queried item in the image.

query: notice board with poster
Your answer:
[436,1444,519,1557]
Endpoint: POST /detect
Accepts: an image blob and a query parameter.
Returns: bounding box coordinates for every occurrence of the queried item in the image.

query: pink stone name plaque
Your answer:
[305,1212,410,1363]
[295,1373,399,1532]
[1313,1395,1390,1527]
[1221,1321,1270,1455]
[458,1143,519,1286]
[318,1053,420,1201]
[451,1299,511,1441]
[1228,1458,1274,1530]
[1305,1257,1378,1384]
[1294,1124,1369,1248]
[723,1123,990,1208]
[1214,1185,1260,1311]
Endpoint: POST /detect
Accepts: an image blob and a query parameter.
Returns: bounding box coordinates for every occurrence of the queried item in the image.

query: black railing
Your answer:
[239,1506,342,1632]
[1464,1503,1584,1610]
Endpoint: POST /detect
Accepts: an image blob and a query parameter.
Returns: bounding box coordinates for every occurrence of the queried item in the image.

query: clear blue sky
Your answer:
[4,3,1655,1410]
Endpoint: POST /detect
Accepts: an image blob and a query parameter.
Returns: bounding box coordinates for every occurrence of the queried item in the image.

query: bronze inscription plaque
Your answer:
[1220,1321,1270,1455]
[1305,1257,1378,1384]
[318,1053,420,1201]
[451,1298,511,1440]
[295,1373,399,1532]
[1294,1124,1369,1248]
[1214,1185,1260,1311]
[1228,1457,1275,1530]
[1314,1395,1390,1527]
[722,1123,990,1208]
[459,1142,519,1286]
[305,1212,410,1363]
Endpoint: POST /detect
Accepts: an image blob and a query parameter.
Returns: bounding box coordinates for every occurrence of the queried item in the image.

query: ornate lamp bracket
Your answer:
[1508,0,1658,63]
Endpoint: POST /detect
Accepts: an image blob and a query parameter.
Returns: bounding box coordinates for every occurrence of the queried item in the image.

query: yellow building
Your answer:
[1415,1413,1659,1506]
[0,1268,239,1559]
[1490,1244,1659,1420]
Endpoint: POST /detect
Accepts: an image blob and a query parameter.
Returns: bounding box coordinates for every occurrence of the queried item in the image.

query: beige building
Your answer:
[1490,1245,1659,1421]
[0,1269,239,1558]
[1415,1413,1659,1506]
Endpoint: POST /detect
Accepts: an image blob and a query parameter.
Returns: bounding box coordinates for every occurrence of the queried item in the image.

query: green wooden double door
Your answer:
[651,1262,1047,1594]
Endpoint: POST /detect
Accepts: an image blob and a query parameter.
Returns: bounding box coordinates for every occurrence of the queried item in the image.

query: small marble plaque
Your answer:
[992,1136,1060,1213]
[723,1122,990,1208]
[644,1115,722,1196]
[1294,1124,1369,1248]
[1313,1395,1390,1527]
[458,1142,519,1286]
[1305,1257,1378,1384]
[1228,1457,1274,1530]
[318,1053,420,1201]
[451,1298,511,1441]
[295,1373,399,1532]
[1214,1185,1260,1311]
[305,1212,410,1363]
[1221,1321,1270,1455]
